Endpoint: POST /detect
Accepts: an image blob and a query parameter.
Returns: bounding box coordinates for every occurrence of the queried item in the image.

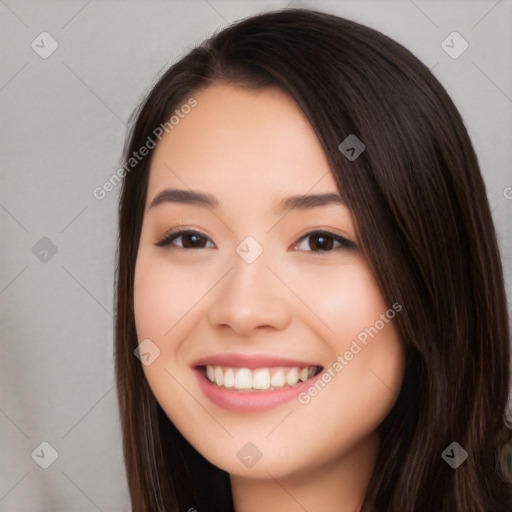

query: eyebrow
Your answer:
[147,188,345,214]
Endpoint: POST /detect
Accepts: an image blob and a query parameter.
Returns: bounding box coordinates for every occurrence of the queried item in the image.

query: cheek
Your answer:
[285,258,391,342]
[133,253,207,339]
[132,255,200,416]
[133,258,170,339]
[287,258,405,398]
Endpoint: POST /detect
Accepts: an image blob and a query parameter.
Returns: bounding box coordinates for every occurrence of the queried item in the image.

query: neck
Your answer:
[230,430,379,512]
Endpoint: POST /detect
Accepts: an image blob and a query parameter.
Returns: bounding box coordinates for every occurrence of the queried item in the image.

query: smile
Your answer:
[193,357,324,411]
[202,365,321,391]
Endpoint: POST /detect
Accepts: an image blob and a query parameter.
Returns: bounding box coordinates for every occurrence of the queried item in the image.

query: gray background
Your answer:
[1,0,511,510]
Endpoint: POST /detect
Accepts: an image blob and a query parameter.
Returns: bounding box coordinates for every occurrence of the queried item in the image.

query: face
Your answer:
[133,83,406,480]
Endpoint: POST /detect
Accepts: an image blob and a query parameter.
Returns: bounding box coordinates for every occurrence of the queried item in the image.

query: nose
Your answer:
[207,252,291,336]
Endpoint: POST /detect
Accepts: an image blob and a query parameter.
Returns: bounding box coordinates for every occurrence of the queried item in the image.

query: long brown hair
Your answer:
[114,8,512,511]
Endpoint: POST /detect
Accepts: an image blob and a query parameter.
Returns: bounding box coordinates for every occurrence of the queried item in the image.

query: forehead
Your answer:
[147,83,339,203]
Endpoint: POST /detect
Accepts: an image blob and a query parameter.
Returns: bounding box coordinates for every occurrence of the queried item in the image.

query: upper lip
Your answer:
[192,352,322,369]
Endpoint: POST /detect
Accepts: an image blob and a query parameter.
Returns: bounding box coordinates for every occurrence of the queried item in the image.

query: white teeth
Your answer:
[214,366,224,386]
[235,368,252,389]
[204,365,318,390]
[252,369,271,390]
[286,368,299,386]
[224,368,235,388]
[271,369,285,387]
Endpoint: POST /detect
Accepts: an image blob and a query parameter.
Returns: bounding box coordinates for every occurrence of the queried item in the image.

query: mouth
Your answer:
[198,364,323,391]
[192,357,325,411]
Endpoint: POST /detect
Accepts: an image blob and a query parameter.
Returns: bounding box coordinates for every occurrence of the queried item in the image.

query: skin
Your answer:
[133,83,406,512]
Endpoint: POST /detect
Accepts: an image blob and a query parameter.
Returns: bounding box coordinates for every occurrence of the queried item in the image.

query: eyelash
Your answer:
[155,229,358,253]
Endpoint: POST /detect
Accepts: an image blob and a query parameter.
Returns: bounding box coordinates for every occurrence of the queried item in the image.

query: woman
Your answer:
[114,8,512,511]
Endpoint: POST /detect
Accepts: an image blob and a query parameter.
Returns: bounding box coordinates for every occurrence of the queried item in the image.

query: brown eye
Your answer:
[309,233,334,251]
[294,231,357,253]
[155,230,214,249]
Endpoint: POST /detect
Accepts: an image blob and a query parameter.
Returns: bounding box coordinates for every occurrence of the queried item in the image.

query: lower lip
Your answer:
[193,367,324,412]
